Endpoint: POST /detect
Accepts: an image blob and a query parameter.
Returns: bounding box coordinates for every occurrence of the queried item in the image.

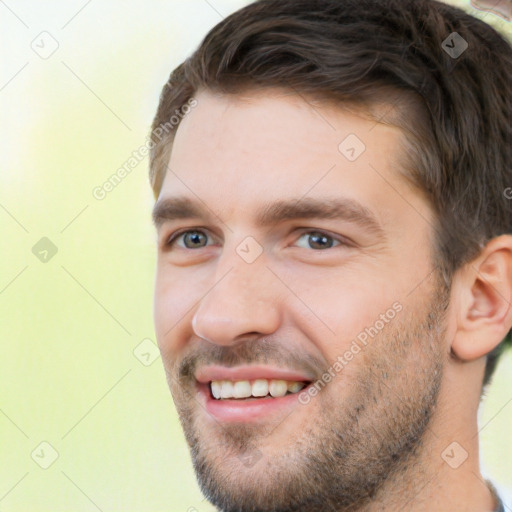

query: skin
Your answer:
[153,88,512,511]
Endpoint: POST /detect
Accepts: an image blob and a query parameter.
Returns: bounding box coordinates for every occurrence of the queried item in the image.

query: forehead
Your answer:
[159,88,430,230]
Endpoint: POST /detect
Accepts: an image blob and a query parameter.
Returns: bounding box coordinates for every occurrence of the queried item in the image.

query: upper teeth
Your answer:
[210,379,306,399]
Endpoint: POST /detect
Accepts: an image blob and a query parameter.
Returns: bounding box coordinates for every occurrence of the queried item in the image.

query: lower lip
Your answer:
[197,382,308,423]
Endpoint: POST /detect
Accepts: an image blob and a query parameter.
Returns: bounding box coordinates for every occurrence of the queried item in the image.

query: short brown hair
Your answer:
[149,0,512,387]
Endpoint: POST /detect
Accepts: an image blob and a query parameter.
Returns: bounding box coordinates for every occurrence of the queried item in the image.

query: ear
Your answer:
[451,235,512,361]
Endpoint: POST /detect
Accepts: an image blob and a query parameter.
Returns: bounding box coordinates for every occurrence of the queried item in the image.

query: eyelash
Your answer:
[163,228,349,250]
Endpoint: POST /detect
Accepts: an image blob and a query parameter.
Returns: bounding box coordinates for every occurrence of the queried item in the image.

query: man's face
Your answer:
[153,89,450,511]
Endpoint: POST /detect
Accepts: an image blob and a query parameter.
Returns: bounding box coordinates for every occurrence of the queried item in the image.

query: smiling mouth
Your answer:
[209,378,310,400]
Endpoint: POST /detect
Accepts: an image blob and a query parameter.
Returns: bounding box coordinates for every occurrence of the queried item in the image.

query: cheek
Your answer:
[336,283,396,334]
[153,267,197,354]
[284,269,401,359]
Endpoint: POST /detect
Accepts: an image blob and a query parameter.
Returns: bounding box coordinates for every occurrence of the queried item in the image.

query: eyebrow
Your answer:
[152,195,386,239]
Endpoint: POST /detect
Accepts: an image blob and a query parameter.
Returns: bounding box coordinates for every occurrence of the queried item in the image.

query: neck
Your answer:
[356,364,497,512]
[356,431,495,511]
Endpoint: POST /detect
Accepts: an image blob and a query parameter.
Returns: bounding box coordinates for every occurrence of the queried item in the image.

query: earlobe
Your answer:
[451,235,512,362]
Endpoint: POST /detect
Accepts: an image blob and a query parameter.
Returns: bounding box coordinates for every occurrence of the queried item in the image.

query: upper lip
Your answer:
[195,365,315,383]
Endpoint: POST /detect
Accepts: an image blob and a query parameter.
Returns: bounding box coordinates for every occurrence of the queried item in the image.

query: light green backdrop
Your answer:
[1,1,511,510]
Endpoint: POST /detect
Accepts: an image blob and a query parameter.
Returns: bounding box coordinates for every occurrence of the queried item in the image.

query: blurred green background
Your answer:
[1,1,511,510]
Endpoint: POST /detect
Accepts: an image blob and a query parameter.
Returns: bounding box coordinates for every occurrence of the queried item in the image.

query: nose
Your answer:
[191,255,281,346]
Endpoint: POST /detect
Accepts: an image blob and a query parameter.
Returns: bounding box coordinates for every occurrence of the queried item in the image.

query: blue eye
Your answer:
[167,230,211,249]
[164,229,345,251]
[295,231,341,250]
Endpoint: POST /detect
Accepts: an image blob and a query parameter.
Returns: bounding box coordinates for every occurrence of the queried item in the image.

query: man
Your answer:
[149,0,512,510]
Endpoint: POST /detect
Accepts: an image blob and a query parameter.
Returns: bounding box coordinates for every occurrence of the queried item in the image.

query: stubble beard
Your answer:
[166,283,449,512]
